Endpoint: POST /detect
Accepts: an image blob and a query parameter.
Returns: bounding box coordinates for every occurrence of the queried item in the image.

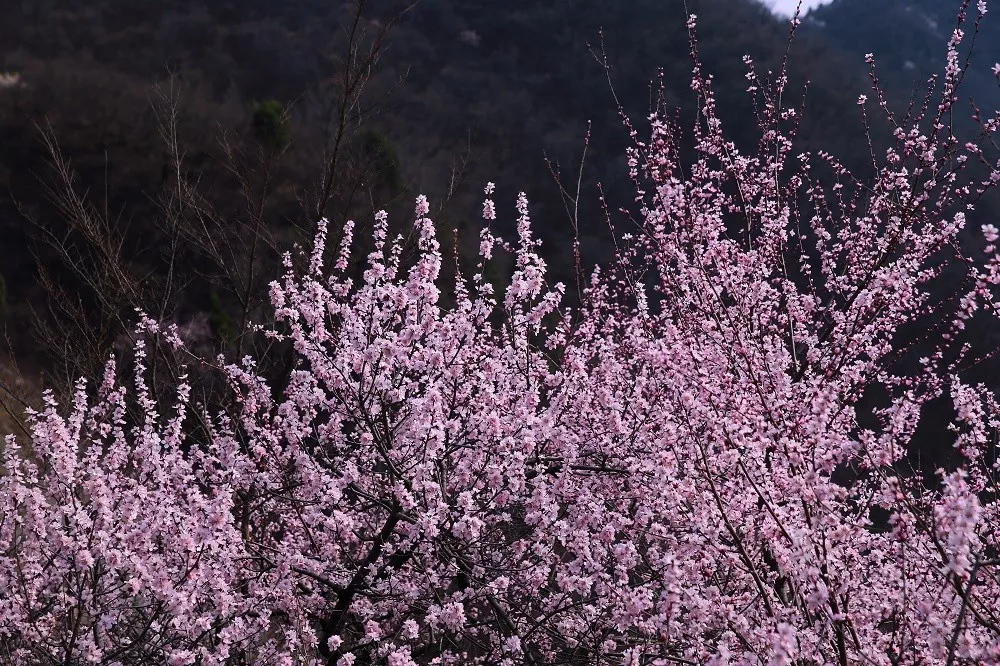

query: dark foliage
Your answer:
[251,99,291,150]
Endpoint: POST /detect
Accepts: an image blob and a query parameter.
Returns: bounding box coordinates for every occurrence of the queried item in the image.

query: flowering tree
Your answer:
[3,3,1000,665]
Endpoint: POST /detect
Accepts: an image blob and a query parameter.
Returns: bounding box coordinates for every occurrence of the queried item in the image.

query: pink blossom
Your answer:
[4,5,1000,664]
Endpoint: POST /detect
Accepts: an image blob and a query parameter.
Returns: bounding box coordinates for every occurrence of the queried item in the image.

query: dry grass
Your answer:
[0,352,42,442]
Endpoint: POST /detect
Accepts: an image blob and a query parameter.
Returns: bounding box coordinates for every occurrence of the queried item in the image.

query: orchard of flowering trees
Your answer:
[4,3,1000,665]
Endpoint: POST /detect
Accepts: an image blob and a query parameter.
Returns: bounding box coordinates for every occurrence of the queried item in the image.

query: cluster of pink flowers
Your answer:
[3,4,1000,664]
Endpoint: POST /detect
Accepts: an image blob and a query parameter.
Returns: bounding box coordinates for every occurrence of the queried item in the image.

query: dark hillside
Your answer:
[807,0,1000,112]
[0,0,976,384]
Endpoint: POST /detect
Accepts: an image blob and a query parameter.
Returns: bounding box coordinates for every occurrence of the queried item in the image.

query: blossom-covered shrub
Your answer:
[3,4,1000,665]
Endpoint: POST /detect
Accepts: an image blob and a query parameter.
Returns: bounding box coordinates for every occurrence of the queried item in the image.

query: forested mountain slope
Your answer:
[0,0,982,376]
[807,0,1000,111]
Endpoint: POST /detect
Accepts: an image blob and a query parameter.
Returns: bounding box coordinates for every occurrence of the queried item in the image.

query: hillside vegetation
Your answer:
[0,0,995,386]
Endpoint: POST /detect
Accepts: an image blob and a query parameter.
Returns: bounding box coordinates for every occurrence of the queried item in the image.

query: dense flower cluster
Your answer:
[3,4,1000,665]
